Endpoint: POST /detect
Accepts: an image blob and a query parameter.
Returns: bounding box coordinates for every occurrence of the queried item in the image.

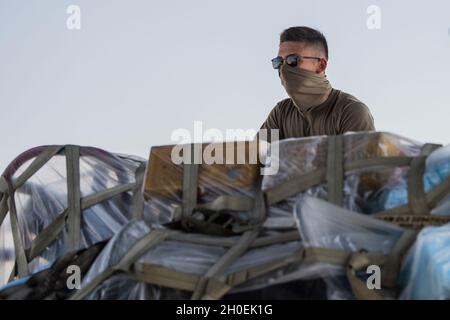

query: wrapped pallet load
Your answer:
[0,145,147,286]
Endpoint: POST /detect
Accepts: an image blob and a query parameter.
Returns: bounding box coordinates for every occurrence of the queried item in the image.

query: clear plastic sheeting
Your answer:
[399,224,450,299]
[381,144,450,214]
[262,132,450,230]
[80,195,409,300]
[82,220,316,300]
[143,142,262,229]
[0,146,149,286]
[295,195,405,299]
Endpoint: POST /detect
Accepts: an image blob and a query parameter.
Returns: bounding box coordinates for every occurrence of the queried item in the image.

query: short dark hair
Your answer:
[280,26,328,60]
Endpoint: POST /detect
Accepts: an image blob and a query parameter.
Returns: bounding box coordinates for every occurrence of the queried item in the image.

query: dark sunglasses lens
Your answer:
[271,57,283,69]
[285,55,299,67]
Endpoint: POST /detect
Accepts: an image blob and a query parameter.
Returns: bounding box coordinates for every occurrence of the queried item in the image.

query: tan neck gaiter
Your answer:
[279,64,332,113]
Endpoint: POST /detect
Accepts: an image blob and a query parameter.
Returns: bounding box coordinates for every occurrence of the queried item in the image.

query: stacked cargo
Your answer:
[1,131,450,299]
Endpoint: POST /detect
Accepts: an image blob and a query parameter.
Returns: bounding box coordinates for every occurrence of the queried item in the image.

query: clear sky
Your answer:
[1,0,450,172]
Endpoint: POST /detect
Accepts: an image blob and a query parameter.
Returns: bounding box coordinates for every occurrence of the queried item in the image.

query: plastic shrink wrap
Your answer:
[0,146,153,286]
[2,132,450,299]
[80,220,317,300]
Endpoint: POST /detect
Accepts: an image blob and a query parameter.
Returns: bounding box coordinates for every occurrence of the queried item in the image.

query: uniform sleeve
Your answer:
[339,102,375,133]
[257,104,284,142]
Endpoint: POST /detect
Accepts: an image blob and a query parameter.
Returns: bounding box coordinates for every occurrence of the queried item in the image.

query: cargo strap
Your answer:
[105,246,389,300]
[178,146,265,235]
[2,145,146,281]
[263,140,445,211]
[6,145,64,191]
[191,229,260,300]
[381,229,418,289]
[166,229,300,248]
[346,250,386,300]
[264,169,326,206]
[66,145,82,251]
[24,182,136,263]
[132,162,147,220]
[5,178,29,278]
[408,143,442,215]
[0,187,8,228]
[327,135,344,206]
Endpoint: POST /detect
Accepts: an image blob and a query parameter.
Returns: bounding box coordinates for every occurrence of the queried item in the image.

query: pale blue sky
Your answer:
[1,0,450,171]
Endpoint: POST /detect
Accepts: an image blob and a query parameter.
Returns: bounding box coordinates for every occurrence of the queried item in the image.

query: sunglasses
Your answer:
[271,54,322,69]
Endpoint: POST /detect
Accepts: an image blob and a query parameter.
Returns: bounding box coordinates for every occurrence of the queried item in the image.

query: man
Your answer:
[260,26,375,141]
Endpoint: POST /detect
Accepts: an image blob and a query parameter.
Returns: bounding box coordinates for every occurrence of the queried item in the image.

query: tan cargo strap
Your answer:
[191,229,260,300]
[344,156,413,171]
[263,156,418,206]
[197,195,255,213]
[9,145,64,191]
[381,229,419,289]
[129,248,307,294]
[0,186,8,227]
[250,176,266,226]
[5,178,29,278]
[178,144,265,235]
[263,134,426,208]
[24,183,136,263]
[120,246,387,300]
[66,145,82,251]
[181,162,199,230]
[2,145,141,281]
[407,143,441,215]
[81,183,135,209]
[132,162,146,220]
[166,230,300,248]
[264,169,326,206]
[70,229,174,300]
[327,135,344,206]
[131,263,200,292]
[374,175,450,224]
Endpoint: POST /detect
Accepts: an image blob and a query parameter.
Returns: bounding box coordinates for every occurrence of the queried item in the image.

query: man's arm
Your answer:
[339,102,375,133]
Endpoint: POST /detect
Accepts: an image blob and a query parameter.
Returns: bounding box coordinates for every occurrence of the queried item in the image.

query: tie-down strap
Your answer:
[70,225,413,301]
[0,145,147,281]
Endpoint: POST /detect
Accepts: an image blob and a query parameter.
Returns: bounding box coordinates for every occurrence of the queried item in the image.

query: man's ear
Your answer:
[317,58,327,74]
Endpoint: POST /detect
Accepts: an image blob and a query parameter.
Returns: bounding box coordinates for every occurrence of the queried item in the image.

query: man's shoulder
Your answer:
[334,89,368,108]
[333,89,375,131]
[332,89,372,116]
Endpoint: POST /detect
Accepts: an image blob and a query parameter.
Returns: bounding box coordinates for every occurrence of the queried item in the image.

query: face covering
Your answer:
[279,64,332,113]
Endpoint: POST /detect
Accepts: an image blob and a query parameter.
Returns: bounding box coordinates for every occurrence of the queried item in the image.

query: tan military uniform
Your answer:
[260,88,375,140]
